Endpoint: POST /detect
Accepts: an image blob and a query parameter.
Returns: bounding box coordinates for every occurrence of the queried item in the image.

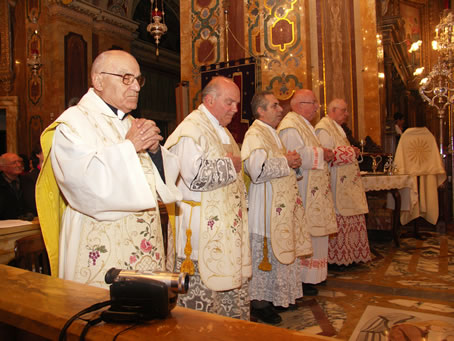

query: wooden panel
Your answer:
[0,265,336,341]
[64,32,88,109]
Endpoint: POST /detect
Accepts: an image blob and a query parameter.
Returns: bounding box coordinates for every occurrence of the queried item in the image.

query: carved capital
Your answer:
[0,73,14,93]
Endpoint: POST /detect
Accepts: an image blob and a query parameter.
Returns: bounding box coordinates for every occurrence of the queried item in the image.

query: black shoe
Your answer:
[328,263,349,272]
[251,306,282,325]
[303,283,318,296]
[273,303,298,312]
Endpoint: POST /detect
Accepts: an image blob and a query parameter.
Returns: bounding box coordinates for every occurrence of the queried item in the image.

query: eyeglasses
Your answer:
[100,72,146,87]
[300,101,318,105]
[335,107,348,113]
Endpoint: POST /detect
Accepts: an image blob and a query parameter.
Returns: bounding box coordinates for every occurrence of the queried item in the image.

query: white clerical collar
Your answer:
[198,104,230,143]
[117,110,126,120]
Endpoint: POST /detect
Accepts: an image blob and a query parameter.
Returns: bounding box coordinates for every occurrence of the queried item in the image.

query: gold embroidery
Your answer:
[407,137,431,165]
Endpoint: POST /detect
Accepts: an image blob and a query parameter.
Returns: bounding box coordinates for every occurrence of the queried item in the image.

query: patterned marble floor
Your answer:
[257,228,454,340]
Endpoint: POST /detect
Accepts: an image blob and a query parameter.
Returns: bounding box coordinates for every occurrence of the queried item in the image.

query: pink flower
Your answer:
[130,255,137,264]
[140,239,153,253]
[276,207,282,215]
[238,209,242,218]
[296,197,302,206]
[155,252,160,260]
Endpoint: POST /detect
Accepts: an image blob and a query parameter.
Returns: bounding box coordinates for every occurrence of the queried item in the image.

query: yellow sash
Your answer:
[35,121,67,277]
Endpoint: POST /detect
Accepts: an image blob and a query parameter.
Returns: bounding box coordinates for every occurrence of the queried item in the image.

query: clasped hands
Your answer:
[286,148,336,168]
[286,150,301,169]
[323,148,334,162]
[126,118,163,153]
[353,146,361,157]
[227,152,242,173]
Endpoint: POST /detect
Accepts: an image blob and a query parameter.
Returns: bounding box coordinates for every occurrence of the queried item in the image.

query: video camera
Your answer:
[102,268,189,322]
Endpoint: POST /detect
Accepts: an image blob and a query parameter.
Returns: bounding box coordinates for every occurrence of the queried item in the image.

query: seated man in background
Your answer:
[36,50,181,287]
[0,153,35,220]
[21,145,44,216]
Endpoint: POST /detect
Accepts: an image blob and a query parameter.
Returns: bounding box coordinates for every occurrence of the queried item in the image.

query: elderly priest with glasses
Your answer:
[36,50,182,287]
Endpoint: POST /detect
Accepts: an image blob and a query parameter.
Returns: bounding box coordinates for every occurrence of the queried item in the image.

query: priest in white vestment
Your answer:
[277,89,338,296]
[36,50,182,288]
[164,76,251,320]
[315,99,371,267]
[242,91,312,324]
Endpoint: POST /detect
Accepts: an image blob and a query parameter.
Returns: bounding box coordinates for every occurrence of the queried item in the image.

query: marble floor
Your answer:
[254,227,454,340]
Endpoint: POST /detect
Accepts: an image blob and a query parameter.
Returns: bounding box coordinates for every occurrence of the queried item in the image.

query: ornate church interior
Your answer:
[0,0,454,340]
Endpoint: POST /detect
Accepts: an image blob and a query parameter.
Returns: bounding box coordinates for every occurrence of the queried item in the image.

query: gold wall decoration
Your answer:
[267,0,297,52]
[27,30,42,104]
[28,74,42,105]
[180,0,223,108]
[180,0,381,144]
[27,0,41,23]
[247,0,310,101]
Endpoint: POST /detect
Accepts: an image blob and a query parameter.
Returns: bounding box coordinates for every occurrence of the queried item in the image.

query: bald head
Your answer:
[91,50,142,114]
[202,76,240,127]
[327,98,349,125]
[0,153,24,181]
[290,89,320,121]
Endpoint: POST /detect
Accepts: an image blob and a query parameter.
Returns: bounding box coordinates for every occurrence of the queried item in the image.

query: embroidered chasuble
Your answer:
[241,120,312,263]
[36,88,182,287]
[394,127,446,225]
[315,117,368,216]
[277,112,337,237]
[165,108,251,291]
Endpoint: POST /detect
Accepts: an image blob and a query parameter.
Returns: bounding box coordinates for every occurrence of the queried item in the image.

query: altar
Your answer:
[0,219,40,264]
[361,173,418,246]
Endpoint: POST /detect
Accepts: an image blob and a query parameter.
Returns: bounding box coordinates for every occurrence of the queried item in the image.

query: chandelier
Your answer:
[146,0,167,56]
[434,9,454,61]
[419,10,454,157]
[419,59,454,119]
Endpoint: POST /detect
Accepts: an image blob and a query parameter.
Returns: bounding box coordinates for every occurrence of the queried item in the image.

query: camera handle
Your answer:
[101,309,145,323]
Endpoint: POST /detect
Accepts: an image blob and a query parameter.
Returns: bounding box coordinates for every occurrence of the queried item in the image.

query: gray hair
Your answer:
[251,91,273,119]
[327,98,345,114]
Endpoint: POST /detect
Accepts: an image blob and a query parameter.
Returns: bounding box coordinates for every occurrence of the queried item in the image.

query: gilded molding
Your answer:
[47,0,139,36]
[93,20,138,40]
[47,2,99,26]
[94,9,139,32]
